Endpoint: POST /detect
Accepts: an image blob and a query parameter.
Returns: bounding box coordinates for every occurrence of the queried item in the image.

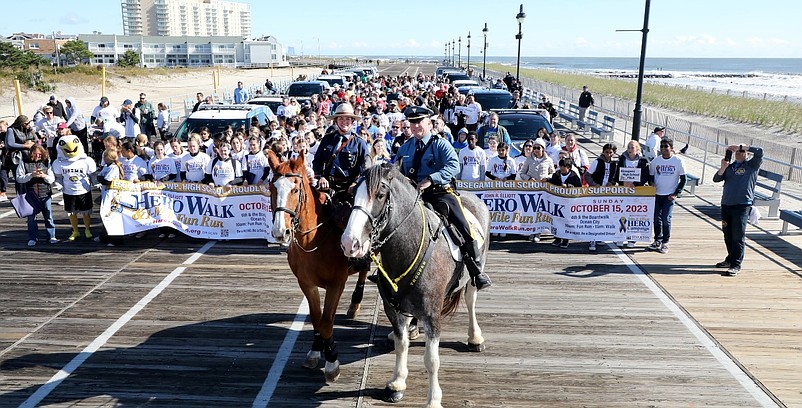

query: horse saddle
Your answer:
[423,202,486,263]
[327,190,353,231]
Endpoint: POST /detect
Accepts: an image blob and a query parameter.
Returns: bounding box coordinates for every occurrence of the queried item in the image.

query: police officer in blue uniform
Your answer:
[396,106,491,290]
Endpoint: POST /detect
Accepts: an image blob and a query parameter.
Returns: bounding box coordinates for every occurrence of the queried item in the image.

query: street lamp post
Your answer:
[457,37,461,69]
[482,23,488,80]
[444,42,447,64]
[467,32,471,75]
[515,4,526,84]
[452,40,455,67]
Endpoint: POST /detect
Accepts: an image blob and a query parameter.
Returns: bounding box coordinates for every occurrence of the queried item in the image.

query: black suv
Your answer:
[287,81,331,97]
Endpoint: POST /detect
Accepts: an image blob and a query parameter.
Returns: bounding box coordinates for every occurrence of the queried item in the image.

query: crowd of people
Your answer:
[0,69,763,276]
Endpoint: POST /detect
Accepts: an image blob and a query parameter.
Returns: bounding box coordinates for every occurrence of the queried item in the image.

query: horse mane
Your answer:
[366,163,416,197]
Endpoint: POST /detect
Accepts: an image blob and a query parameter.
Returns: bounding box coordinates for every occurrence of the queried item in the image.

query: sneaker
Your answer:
[532,234,540,243]
[0,194,8,202]
[107,243,115,247]
[68,231,80,241]
[626,241,636,248]
[647,240,661,251]
[27,240,36,247]
[559,240,569,249]
[158,233,167,239]
[56,200,65,206]
[84,230,93,239]
[135,232,145,239]
[725,266,740,276]
[93,236,101,243]
[617,241,625,247]
[49,238,59,244]
[167,233,176,239]
[589,241,597,251]
[715,260,731,268]
[551,239,561,247]
[659,243,670,254]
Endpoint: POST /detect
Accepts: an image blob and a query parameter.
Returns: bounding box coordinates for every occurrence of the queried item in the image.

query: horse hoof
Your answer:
[302,355,320,369]
[467,342,486,352]
[382,386,404,403]
[346,303,360,319]
[325,363,340,382]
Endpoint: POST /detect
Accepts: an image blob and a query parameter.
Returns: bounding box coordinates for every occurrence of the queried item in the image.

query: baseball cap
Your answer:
[100,96,109,103]
[57,122,69,130]
[49,95,56,101]
[654,126,666,132]
[123,99,133,106]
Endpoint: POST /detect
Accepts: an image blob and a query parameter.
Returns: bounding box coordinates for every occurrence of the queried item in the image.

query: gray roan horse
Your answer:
[341,164,488,408]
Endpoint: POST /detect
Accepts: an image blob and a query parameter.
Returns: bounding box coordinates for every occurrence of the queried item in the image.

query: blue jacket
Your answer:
[312,130,369,182]
[396,132,460,185]
[713,147,763,206]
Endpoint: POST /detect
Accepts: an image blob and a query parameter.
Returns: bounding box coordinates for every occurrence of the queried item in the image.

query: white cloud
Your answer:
[60,13,87,25]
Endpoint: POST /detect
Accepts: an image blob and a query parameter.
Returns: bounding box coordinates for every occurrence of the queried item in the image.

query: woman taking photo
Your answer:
[16,145,58,246]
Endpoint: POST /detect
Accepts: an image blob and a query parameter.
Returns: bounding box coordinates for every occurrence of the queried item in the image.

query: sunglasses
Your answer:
[533,146,543,150]
[523,144,533,148]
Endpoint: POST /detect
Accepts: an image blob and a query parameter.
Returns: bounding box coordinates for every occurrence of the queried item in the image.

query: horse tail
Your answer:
[441,287,463,317]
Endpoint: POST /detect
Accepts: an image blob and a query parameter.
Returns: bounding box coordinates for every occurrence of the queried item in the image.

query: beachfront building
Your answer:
[122,0,251,37]
[3,32,78,66]
[78,34,288,68]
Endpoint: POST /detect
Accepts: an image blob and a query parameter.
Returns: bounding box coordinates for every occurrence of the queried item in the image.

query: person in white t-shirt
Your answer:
[647,137,687,254]
[458,132,487,181]
[181,137,211,183]
[168,139,188,182]
[147,141,177,182]
[204,143,243,187]
[119,141,149,183]
[243,136,270,185]
[484,135,499,162]
[644,126,665,161]
[485,143,517,181]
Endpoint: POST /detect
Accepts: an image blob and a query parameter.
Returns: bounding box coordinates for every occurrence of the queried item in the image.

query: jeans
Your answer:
[0,166,7,193]
[653,195,675,243]
[27,196,56,241]
[721,204,750,267]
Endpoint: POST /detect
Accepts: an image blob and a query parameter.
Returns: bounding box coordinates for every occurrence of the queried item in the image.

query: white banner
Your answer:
[100,181,275,241]
[458,180,656,242]
[100,180,656,243]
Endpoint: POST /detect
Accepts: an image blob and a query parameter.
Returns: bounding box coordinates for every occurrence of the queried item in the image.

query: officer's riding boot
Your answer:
[464,240,491,290]
[350,256,372,273]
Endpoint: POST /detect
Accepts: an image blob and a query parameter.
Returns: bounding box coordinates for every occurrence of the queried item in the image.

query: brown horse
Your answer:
[266,150,367,382]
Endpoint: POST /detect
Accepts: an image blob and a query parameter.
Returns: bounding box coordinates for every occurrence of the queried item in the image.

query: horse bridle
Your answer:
[351,178,419,254]
[273,172,305,232]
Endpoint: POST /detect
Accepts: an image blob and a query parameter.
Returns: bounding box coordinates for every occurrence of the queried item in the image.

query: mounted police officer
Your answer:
[313,103,370,196]
[396,106,492,290]
[313,102,371,270]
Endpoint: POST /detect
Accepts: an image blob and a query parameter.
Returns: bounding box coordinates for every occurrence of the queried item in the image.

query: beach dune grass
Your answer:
[489,63,802,133]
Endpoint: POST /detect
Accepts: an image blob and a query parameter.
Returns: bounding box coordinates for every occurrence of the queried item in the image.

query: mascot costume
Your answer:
[52,135,97,240]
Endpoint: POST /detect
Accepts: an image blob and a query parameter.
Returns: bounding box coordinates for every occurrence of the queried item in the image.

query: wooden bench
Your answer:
[557,100,574,124]
[754,169,783,219]
[780,209,802,235]
[591,115,615,142]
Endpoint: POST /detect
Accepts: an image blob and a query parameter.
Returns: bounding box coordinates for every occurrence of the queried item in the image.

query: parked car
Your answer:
[316,74,350,88]
[451,79,481,88]
[172,104,275,143]
[443,72,471,82]
[491,109,554,156]
[287,81,331,97]
[464,89,513,112]
[436,66,459,78]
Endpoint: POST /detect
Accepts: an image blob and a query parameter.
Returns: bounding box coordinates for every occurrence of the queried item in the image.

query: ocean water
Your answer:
[405,56,802,102]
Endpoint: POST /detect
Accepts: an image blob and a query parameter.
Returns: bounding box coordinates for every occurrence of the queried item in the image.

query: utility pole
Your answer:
[617,0,652,141]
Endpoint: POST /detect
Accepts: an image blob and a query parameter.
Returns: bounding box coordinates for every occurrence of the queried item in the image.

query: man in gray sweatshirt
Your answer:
[712,144,763,276]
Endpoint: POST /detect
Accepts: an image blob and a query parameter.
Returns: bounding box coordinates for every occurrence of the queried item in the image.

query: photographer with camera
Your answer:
[713,144,763,276]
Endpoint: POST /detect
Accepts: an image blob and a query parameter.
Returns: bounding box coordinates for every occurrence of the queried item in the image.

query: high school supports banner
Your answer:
[100,181,275,241]
[100,180,656,242]
[458,180,656,242]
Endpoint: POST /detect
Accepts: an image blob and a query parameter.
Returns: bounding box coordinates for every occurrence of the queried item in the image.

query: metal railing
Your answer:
[488,69,802,184]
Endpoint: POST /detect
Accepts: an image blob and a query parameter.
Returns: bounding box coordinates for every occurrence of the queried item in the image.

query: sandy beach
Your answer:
[1,66,321,122]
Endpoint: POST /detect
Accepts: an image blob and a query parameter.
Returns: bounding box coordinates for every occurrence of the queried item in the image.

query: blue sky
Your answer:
[2,0,801,58]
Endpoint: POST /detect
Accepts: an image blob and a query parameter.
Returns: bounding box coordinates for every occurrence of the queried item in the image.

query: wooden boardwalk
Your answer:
[0,191,795,407]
